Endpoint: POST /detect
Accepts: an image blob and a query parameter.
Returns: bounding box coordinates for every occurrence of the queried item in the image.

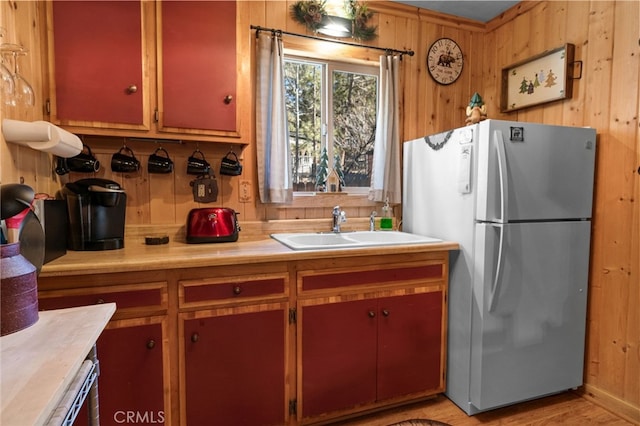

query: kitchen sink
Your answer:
[270,231,441,250]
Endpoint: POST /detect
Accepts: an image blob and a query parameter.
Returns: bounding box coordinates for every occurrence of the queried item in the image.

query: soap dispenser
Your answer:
[380,198,393,230]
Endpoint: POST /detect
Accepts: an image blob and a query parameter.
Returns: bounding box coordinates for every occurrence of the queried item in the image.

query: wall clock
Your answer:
[427,38,464,85]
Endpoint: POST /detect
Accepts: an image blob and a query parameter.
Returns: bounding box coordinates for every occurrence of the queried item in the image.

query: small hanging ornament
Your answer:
[291,0,327,32]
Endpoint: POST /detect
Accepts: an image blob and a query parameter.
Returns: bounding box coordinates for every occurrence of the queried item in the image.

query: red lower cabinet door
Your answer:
[76,321,166,426]
[301,299,378,418]
[183,308,286,425]
[377,291,443,401]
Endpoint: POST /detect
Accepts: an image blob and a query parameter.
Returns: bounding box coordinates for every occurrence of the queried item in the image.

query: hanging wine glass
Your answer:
[11,49,34,107]
[0,26,16,106]
[0,54,15,106]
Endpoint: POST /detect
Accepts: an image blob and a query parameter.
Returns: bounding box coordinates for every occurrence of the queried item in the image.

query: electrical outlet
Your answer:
[239,180,252,203]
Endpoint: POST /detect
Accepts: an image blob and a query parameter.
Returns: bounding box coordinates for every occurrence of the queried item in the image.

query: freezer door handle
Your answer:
[489,222,506,312]
[493,130,508,222]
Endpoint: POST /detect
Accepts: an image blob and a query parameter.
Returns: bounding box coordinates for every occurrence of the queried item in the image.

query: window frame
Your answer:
[284,52,379,196]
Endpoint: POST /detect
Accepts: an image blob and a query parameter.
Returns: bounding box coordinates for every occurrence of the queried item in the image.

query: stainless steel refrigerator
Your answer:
[402,119,597,415]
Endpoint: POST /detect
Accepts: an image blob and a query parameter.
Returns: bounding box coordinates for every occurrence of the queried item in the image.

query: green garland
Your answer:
[291,0,327,32]
[290,0,377,40]
[346,0,377,41]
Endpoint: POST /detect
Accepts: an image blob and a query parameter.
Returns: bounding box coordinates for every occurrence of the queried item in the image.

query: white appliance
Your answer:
[402,119,596,415]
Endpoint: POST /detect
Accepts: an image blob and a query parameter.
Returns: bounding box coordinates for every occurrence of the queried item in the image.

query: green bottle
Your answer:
[380,198,393,230]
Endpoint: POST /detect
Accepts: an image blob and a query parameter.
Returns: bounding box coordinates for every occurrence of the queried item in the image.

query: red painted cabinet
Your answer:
[300,291,444,420]
[377,292,443,400]
[87,320,166,426]
[158,1,237,135]
[181,305,287,425]
[38,280,170,425]
[48,1,149,129]
[47,1,240,140]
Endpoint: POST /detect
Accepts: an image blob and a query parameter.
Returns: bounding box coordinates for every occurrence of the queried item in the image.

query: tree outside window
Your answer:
[284,57,378,193]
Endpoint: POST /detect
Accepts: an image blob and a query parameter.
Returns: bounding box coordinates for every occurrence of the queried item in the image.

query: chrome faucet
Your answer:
[332,206,346,233]
[369,211,377,231]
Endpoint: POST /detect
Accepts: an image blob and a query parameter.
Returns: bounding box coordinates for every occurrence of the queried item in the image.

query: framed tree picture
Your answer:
[500,44,576,113]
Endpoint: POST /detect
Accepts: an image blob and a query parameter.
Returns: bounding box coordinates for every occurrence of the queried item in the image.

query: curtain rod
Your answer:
[250,25,414,57]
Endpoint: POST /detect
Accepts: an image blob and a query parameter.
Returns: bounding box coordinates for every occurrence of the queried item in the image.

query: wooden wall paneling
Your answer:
[0,1,51,193]
[464,31,486,119]
[541,1,568,125]
[235,1,256,221]
[605,0,639,408]
[405,18,426,138]
[515,2,547,124]
[583,0,615,395]
[481,22,505,121]
[420,21,442,135]
[438,27,465,131]
[399,14,421,140]
[561,1,590,127]
[173,146,198,225]
[148,164,177,224]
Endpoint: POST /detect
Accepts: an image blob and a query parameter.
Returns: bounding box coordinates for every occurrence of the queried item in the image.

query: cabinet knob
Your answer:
[233,285,242,295]
[147,339,156,349]
[126,84,138,94]
[382,309,390,317]
[368,310,376,318]
[224,95,233,104]
[95,298,105,305]
[191,333,199,343]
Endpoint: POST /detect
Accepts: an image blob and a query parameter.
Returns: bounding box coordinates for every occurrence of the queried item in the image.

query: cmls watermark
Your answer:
[113,411,165,424]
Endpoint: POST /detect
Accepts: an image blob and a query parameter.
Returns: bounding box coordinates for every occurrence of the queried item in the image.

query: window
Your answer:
[284,56,378,193]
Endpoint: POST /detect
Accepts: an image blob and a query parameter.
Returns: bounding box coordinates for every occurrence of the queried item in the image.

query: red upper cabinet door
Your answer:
[50,1,148,129]
[159,1,238,135]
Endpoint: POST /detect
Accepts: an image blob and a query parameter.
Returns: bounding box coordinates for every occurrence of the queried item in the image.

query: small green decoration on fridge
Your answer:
[465,92,488,125]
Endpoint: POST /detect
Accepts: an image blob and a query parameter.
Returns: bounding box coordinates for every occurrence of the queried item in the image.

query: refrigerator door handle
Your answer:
[493,130,509,222]
[488,223,506,312]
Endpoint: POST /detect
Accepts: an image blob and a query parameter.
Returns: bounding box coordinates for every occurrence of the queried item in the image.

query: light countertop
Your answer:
[0,303,116,426]
[39,236,459,277]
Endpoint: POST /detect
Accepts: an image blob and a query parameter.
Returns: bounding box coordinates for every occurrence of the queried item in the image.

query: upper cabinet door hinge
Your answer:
[45,99,51,115]
[289,308,297,324]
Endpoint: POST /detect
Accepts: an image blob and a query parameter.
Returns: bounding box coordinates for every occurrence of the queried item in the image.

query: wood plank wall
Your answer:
[483,2,639,422]
[1,1,638,422]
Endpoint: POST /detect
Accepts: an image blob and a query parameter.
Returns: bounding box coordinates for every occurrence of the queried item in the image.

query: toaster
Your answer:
[186,208,240,243]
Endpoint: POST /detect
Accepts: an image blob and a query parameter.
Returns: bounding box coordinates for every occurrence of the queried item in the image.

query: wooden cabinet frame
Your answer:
[295,254,448,424]
[44,0,248,144]
[38,250,449,425]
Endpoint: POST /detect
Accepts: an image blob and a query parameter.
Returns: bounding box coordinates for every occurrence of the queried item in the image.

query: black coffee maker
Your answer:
[60,178,126,250]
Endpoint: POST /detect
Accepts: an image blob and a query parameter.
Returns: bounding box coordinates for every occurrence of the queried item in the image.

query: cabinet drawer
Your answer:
[38,283,168,313]
[300,264,443,292]
[180,275,287,307]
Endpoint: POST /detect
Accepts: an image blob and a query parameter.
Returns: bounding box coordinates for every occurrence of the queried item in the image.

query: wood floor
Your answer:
[336,391,635,426]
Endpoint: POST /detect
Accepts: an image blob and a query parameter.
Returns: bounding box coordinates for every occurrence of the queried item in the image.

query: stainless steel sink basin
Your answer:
[270,231,441,250]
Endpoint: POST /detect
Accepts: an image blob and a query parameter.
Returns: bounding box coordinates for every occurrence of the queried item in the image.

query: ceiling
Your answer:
[389,1,520,23]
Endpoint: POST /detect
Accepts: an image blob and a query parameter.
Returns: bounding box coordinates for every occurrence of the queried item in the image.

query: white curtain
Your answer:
[255,31,293,203]
[368,55,402,205]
